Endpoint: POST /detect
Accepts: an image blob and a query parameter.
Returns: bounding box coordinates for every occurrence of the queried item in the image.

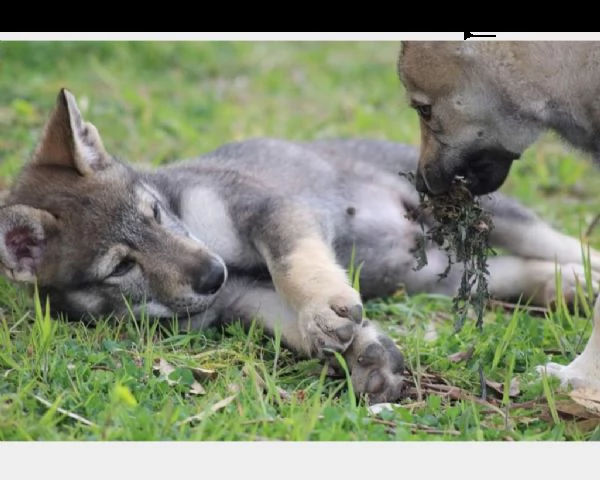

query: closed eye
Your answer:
[412,103,432,121]
[109,257,136,278]
[153,202,162,223]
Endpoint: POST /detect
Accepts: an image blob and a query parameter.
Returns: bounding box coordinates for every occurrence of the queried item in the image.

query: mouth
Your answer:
[417,146,520,196]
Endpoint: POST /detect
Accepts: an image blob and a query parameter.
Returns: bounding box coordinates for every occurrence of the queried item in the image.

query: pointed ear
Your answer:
[32,88,112,175]
[0,205,57,283]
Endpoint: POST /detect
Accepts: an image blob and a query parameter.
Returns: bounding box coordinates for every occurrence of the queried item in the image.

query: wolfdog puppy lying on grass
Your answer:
[1,89,599,402]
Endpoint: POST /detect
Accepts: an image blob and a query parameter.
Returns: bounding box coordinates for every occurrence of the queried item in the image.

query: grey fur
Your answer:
[398,41,600,195]
[2,89,600,403]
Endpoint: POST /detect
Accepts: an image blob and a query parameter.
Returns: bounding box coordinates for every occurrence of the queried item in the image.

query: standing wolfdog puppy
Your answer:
[398,41,600,390]
[1,90,600,402]
[398,41,600,196]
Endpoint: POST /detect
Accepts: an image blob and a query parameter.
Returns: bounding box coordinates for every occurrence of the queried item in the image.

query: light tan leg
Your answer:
[256,225,363,359]
[536,295,600,390]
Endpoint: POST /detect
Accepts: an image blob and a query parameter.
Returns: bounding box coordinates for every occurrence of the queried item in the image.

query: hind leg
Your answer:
[482,192,600,272]
[400,246,600,307]
[345,226,600,307]
[335,179,600,305]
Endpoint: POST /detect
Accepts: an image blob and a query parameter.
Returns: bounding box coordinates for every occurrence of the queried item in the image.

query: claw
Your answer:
[332,303,364,324]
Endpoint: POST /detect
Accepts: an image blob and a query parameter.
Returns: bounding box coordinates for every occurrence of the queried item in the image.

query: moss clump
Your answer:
[403,174,495,330]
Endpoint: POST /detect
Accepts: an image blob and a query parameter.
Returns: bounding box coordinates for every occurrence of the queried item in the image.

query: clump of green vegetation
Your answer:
[403,174,495,330]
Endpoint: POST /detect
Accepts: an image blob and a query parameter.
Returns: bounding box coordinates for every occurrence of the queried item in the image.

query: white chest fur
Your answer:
[179,187,245,263]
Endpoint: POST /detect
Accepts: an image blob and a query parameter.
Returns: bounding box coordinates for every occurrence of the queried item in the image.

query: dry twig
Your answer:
[34,394,97,428]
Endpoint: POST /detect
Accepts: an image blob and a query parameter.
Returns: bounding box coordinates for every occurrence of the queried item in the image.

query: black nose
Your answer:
[464,147,519,196]
[193,257,226,295]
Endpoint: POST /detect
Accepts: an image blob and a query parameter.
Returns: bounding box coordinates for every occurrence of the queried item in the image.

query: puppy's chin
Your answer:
[131,301,176,319]
[130,297,217,320]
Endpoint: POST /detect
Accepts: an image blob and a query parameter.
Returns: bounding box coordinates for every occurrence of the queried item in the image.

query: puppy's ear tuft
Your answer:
[32,88,112,175]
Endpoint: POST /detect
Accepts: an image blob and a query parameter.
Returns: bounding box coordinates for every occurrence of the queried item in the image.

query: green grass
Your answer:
[1,41,600,441]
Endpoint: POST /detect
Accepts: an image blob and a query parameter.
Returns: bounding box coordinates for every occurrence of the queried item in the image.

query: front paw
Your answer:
[298,287,363,359]
[535,362,600,391]
[536,294,600,391]
[344,320,406,404]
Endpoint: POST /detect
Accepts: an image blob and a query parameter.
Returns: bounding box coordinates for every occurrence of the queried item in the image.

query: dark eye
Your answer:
[153,202,162,223]
[414,104,432,121]
[110,258,136,278]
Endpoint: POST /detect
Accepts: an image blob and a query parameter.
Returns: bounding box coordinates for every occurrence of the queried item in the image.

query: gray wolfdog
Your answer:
[398,40,600,390]
[1,89,599,402]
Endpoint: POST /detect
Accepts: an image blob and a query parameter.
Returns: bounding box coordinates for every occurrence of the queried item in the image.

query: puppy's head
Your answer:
[398,41,542,196]
[0,89,227,323]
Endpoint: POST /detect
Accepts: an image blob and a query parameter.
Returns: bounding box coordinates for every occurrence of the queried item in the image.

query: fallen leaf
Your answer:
[485,378,520,398]
[189,381,206,395]
[484,379,503,396]
[569,388,600,416]
[153,358,206,395]
[190,367,218,382]
[368,403,396,415]
[176,394,238,426]
[566,418,600,435]
[513,416,539,426]
[509,378,521,397]
[541,392,600,429]
[154,358,177,385]
[447,346,474,363]
[554,399,598,420]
